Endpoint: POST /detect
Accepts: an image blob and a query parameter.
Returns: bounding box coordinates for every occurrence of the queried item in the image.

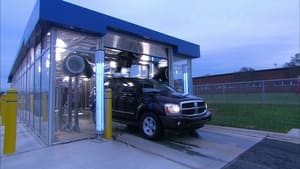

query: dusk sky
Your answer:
[1,0,299,91]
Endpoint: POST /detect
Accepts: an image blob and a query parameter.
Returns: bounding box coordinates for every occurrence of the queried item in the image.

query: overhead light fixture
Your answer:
[141,42,150,55]
[63,76,70,82]
[121,68,129,76]
[38,65,41,73]
[140,55,150,61]
[109,61,117,68]
[46,59,50,68]
[139,61,148,65]
[56,38,67,48]
[83,78,89,81]
[55,38,67,61]
[159,59,168,68]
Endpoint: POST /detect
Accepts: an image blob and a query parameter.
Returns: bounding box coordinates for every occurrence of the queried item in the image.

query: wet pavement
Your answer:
[115,124,300,169]
[222,138,300,169]
[114,125,262,169]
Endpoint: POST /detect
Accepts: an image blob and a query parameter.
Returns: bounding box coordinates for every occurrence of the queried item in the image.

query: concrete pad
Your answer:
[287,128,300,137]
[1,139,190,169]
[115,128,262,169]
[1,122,190,169]
[204,125,300,144]
[1,122,45,156]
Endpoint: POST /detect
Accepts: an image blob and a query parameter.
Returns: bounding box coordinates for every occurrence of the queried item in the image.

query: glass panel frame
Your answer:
[53,28,99,143]
[173,57,192,94]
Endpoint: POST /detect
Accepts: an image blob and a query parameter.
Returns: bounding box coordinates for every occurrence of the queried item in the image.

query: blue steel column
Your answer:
[95,50,105,134]
[95,38,105,135]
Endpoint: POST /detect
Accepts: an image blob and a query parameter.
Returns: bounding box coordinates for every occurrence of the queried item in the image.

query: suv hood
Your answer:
[150,90,204,104]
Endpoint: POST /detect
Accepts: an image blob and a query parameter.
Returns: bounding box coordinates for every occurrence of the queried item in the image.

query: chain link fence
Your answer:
[193,78,300,105]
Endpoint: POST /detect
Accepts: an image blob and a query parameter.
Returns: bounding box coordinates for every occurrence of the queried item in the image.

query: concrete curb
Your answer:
[203,125,300,144]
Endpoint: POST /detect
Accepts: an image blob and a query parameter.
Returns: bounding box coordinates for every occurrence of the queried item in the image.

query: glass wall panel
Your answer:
[28,65,34,128]
[34,58,41,132]
[29,48,35,65]
[54,29,98,142]
[173,57,191,94]
[25,55,30,124]
[21,71,25,121]
[42,33,50,53]
[41,51,50,141]
[35,43,41,59]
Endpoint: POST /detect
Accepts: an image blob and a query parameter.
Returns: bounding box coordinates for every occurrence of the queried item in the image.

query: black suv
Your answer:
[91,77,212,139]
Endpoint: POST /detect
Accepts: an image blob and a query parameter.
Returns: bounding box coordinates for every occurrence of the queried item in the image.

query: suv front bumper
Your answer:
[160,111,212,130]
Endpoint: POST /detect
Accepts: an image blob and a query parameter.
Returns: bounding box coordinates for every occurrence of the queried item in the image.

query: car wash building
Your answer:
[8,0,200,145]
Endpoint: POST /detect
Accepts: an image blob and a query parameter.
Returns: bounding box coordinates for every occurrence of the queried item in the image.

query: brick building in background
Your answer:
[193,67,300,96]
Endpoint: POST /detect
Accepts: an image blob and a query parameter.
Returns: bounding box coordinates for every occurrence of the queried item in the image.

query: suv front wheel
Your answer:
[140,112,162,140]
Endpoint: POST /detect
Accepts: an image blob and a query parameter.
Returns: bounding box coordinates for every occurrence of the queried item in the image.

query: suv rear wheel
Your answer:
[140,112,162,140]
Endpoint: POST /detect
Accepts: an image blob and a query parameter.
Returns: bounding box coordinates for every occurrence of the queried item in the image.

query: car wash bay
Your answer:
[8,0,196,145]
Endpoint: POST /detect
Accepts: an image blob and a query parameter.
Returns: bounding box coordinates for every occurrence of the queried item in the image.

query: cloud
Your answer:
[1,0,299,90]
[192,34,298,77]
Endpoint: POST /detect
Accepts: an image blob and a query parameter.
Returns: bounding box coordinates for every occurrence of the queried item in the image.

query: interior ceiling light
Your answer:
[159,59,168,67]
[121,68,129,75]
[139,61,148,65]
[63,76,70,82]
[141,42,150,55]
[109,61,117,68]
[55,38,67,61]
[56,38,67,48]
[140,55,150,61]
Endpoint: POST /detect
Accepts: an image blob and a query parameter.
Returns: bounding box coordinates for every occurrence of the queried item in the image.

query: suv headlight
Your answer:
[164,104,180,116]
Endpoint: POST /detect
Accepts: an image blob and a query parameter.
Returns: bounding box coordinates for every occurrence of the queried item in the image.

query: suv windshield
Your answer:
[139,79,177,93]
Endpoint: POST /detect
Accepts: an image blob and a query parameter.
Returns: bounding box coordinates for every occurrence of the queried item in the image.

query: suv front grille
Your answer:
[180,100,206,117]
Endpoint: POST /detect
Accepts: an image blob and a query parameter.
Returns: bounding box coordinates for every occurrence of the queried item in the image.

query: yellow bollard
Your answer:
[0,96,2,125]
[1,94,7,126]
[3,89,18,155]
[104,88,112,139]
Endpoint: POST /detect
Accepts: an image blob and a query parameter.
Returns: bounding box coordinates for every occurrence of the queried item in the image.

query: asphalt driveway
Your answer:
[222,138,300,169]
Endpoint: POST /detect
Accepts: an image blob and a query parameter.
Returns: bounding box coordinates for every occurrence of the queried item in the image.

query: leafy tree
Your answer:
[239,67,255,72]
[284,53,300,67]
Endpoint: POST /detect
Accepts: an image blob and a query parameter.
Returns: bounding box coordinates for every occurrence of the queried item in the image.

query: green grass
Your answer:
[200,93,300,105]
[208,103,300,133]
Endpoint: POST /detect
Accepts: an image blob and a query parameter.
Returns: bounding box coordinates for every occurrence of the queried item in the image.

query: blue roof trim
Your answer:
[22,0,40,46]
[38,0,200,58]
[9,0,200,82]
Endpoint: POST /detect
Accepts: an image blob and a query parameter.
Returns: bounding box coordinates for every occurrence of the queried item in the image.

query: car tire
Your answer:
[140,112,162,140]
